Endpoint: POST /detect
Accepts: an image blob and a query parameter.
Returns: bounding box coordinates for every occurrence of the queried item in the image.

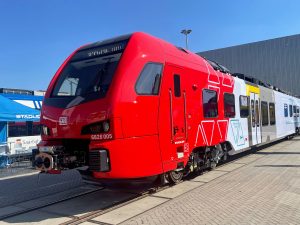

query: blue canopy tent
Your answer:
[0,95,40,123]
[0,95,40,168]
[0,93,43,110]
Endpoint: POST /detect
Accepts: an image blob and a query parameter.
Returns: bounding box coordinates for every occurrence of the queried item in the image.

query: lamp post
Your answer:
[181,29,192,50]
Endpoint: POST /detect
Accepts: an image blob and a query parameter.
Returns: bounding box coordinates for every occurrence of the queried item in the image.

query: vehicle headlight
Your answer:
[42,125,51,136]
[102,121,110,132]
[81,120,110,134]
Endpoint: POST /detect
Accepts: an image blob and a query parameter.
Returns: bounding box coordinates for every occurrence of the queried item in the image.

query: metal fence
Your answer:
[0,153,34,178]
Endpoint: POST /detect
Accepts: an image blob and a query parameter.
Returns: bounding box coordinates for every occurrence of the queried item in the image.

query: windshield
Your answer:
[45,38,129,108]
[52,53,120,98]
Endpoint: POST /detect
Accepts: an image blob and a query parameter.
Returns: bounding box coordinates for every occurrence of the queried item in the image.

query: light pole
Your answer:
[181,29,192,50]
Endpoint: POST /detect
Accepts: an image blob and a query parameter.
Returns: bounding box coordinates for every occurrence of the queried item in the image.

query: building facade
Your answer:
[198,34,300,96]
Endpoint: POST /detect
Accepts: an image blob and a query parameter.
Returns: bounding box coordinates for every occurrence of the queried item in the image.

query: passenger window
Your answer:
[251,100,255,127]
[240,95,249,118]
[269,103,276,125]
[261,101,269,126]
[284,104,288,117]
[289,105,293,117]
[297,107,300,117]
[224,93,235,118]
[293,105,297,117]
[173,74,181,97]
[255,100,260,127]
[135,63,163,95]
[203,89,218,118]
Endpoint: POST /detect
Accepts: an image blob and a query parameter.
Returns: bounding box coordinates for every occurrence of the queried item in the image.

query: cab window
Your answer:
[135,63,163,95]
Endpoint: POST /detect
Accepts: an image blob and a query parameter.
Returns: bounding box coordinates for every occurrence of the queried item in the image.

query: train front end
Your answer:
[35,33,165,179]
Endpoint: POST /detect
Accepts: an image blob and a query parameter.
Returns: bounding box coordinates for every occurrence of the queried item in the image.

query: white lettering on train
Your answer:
[91,134,113,140]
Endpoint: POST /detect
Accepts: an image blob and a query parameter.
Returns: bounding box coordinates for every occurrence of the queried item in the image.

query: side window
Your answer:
[297,106,300,117]
[240,95,249,118]
[289,105,293,117]
[261,101,269,126]
[269,103,276,125]
[224,93,235,118]
[284,104,288,117]
[173,74,181,97]
[135,63,163,95]
[293,105,297,117]
[203,89,218,118]
[251,100,255,127]
[255,100,260,127]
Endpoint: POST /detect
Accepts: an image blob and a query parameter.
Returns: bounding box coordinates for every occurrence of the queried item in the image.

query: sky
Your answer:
[0,0,299,91]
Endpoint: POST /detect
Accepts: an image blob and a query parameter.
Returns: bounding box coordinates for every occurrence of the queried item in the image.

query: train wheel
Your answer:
[209,161,217,170]
[167,170,183,184]
[209,146,222,170]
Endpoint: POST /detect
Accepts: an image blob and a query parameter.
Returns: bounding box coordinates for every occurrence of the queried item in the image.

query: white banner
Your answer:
[7,135,41,155]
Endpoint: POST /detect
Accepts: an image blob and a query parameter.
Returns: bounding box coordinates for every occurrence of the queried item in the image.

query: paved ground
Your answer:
[92,138,300,225]
[0,169,86,219]
[1,137,300,224]
[0,161,34,179]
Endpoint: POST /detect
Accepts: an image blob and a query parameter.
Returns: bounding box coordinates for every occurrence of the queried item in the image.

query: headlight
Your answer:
[42,125,51,136]
[81,120,110,134]
[102,121,110,132]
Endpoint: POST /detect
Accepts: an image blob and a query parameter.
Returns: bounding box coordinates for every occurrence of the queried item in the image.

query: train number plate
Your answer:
[91,134,113,140]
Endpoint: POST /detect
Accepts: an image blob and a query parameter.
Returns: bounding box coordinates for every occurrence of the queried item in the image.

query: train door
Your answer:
[169,73,186,144]
[250,92,262,145]
[158,63,187,170]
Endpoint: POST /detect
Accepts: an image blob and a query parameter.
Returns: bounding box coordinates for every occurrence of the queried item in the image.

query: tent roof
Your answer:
[0,95,40,122]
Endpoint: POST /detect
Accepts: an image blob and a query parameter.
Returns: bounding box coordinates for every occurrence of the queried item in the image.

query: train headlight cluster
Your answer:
[102,121,110,132]
[41,125,51,136]
[81,120,110,134]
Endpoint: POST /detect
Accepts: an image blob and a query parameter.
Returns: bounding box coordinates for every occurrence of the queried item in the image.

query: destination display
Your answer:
[71,40,128,62]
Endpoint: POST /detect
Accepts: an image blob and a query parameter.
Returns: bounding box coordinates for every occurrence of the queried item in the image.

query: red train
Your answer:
[35,32,247,183]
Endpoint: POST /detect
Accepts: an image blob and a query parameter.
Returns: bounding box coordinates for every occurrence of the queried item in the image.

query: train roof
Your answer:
[77,32,298,99]
[78,32,208,69]
[204,57,298,98]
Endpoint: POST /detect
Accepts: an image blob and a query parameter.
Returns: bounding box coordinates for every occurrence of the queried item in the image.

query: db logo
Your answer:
[59,116,68,125]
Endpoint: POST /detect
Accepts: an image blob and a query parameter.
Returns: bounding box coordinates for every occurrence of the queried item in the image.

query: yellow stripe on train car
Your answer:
[246,84,260,95]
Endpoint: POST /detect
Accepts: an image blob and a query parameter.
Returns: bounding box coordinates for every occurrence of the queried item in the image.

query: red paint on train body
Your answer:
[38,32,234,179]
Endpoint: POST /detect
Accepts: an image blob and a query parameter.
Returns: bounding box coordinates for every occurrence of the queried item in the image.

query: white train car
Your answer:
[206,66,300,156]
